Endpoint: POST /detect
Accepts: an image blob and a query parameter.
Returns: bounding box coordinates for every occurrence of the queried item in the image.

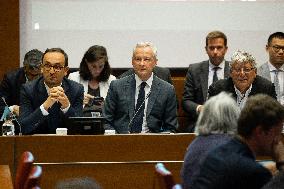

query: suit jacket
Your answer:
[103,74,178,133]
[0,68,27,115]
[118,66,173,85]
[182,60,230,122]
[207,75,277,100]
[19,77,84,134]
[257,62,272,81]
[68,71,116,98]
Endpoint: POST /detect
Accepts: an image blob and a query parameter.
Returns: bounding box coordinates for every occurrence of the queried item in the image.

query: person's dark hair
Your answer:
[23,49,43,66]
[79,45,111,82]
[261,171,284,189]
[238,94,284,138]
[267,32,284,46]
[42,48,68,66]
[206,31,227,47]
[55,177,101,189]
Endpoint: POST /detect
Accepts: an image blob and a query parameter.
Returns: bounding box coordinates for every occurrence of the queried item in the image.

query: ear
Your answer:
[224,46,228,53]
[266,44,269,52]
[254,125,267,138]
[154,59,157,67]
[64,67,69,76]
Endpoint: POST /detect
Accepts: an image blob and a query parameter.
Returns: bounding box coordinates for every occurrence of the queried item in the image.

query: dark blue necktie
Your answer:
[131,82,146,133]
[213,67,220,83]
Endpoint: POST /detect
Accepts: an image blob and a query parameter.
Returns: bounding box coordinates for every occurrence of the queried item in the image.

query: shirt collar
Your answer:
[209,60,225,70]
[234,84,252,97]
[134,73,153,89]
[268,61,284,72]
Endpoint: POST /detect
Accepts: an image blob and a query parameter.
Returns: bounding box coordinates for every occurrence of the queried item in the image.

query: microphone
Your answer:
[1,97,22,136]
[127,90,151,130]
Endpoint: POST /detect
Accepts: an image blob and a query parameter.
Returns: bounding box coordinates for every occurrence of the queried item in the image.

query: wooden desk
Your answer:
[0,134,196,189]
[0,165,13,189]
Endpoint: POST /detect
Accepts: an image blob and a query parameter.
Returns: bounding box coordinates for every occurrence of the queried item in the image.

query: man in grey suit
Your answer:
[103,42,178,134]
[258,32,284,104]
[182,31,230,132]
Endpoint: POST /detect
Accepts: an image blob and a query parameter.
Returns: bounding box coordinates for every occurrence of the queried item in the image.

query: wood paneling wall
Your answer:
[0,0,19,80]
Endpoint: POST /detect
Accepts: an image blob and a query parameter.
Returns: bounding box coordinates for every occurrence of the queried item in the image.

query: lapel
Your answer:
[227,77,238,100]
[260,62,272,81]
[224,61,231,79]
[127,75,136,120]
[200,61,209,101]
[61,78,70,98]
[146,76,160,117]
[249,76,260,96]
[37,77,49,104]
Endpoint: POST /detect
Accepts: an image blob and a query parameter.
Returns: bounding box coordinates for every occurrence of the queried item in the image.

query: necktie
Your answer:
[213,67,220,83]
[131,82,146,133]
[274,70,281,101]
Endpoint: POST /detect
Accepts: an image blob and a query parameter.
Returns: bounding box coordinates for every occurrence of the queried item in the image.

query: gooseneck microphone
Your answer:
[127,90,151,130]
[1,97,22,136]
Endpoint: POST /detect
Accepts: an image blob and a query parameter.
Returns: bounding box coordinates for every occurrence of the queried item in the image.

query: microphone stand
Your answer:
[1,97,22,136]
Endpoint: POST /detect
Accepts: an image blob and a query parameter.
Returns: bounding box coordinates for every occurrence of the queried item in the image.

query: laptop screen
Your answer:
[67,117,105,135]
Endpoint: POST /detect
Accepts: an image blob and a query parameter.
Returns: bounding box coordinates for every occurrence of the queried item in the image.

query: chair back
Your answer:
[154,163,176,189]
[24,165,42,189]
[14,151,34,189]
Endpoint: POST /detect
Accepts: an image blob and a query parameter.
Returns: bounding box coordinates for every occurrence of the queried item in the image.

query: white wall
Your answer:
[20,0,284,68]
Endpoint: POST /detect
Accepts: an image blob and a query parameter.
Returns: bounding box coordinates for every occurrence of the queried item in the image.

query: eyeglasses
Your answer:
[271,45,284,53]
[133,57,154,63]
[43,64,65,72]
[27,65,41,71]
[232,67,255,74]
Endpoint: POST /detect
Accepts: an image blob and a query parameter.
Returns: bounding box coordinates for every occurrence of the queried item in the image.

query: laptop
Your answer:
[67,117,105,135]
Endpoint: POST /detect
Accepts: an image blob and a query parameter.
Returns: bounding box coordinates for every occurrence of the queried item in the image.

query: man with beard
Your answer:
[182,31,230,132]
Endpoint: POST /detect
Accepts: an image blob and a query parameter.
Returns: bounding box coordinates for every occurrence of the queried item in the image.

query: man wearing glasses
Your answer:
[208,50,276,109]
[19,48,84,134]
[258,32,284,105]
[0,49,43,117]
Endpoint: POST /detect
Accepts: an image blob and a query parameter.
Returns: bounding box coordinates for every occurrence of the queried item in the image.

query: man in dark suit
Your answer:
[103,42,178,133]
[208,50,277,108]
[0,49,43,116]
[188,94,284,189]
[182,31,230,132]
[19,48,84,134]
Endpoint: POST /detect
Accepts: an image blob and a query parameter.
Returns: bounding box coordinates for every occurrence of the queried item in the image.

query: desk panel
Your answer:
[0,137,15,174]
[14,134,194,163]
[37,162,182,189]
[11,134,195,188]
[0,165,13,189]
